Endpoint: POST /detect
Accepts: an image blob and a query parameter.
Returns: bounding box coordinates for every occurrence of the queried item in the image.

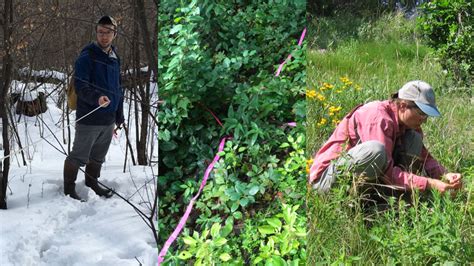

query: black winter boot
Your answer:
[85,162,113,198]
[63,159,83,201]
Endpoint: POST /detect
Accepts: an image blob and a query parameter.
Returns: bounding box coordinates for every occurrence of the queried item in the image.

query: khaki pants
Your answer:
[313,130,423,194]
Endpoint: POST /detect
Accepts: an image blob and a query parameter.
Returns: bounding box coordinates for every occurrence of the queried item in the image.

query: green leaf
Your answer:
[162,154,177,168]
[223,58,230,68]
[279,142,290,148]
[160,129,171,141]
[296,134,303,144]
[214,237,227,246]
[221,220,233,237]
[268,255,286,266]
[233,211,243,219]
[170,24,183,35]
[258,225,275,235]
[161,141,178,151]
[183,236,197,246]
[177,97,190,110]
[248,185,260,196]
[230,202,239,212]
[178,251,193,260]
[254,257,263,264]
[240,197,249,207]
[202,229,209,239]
[210,223,221,239]
[219,253,231,262]
[266,218,282,230]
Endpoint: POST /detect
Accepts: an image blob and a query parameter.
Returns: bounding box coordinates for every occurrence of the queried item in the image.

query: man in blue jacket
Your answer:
[63,15,124,201]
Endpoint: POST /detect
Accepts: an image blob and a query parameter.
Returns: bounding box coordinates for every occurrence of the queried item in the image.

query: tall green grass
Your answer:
[307,12,473,264]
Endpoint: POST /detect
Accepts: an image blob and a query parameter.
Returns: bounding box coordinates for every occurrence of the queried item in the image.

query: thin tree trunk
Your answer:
[0,0,14,209]
[7,109,27,166]
[137,83,149,165]
[133,0,156,166]
[123,95,137,172]
[134,87,140,164]
[135,0,158,77]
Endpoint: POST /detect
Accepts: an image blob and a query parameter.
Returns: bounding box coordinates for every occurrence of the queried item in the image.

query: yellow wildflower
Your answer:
[329,106,342,113]
[339,76,350,83]
[323,82,334,89]
[306,89,317,98]
[306,158,314,174]
[332,119,341,126]
[317,118,327,126]
[316,93,326,102]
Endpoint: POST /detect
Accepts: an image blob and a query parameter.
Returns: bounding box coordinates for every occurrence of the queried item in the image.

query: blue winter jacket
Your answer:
[74,43,124,126]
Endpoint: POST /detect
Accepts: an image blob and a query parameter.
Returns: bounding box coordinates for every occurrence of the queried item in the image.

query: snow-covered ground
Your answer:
[0,81,158,266]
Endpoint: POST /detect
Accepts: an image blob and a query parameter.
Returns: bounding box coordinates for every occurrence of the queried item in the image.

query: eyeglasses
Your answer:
[96,30,115,36]
[407,104,428,118]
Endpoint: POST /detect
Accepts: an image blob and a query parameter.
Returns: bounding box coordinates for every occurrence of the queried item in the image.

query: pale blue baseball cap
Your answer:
[398,80,441,117]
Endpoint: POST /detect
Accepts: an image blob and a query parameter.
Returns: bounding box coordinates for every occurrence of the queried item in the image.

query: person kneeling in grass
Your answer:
[309,80,462,197]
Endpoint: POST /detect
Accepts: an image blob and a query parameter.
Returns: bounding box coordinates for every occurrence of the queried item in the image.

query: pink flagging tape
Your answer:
[157,137,228,265]
[275,27,307,77]
[203,105,224,128]
[297,28,306,46]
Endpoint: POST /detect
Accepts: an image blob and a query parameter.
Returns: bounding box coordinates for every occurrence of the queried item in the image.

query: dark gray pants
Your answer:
[66,123,114,167]
[313,130,423,193]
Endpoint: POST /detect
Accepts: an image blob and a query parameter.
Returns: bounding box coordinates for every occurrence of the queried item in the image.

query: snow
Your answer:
[124,66,149,75]
[18,68,68,82]
[10,82,43,101]
[0,81,158,266]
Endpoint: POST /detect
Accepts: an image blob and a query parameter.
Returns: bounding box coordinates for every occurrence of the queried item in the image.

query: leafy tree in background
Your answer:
[417,0,473,86]
[307,0,423,18]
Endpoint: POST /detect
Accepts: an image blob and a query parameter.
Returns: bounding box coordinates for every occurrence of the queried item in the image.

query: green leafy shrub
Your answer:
[158,0,307,264]
[417,0,473,85]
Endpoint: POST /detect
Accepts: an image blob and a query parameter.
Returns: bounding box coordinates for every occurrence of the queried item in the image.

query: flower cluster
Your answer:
[306,89,326,101]
[306,158,314,174]
[307,76,362,128]
[340,76,361,91]
[317,117,327,126]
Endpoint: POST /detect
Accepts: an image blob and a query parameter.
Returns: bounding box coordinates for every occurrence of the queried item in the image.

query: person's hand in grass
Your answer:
[445,173,462,189]
[427,177,461,193]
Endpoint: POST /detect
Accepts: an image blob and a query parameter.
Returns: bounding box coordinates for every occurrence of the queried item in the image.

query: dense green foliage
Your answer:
[307,0,422,18]
[158,1,306,264]
[417,0,473,86]
[307,12,473,264]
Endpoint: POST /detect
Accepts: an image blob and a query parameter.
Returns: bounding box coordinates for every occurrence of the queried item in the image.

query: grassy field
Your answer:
[306,13,473,264]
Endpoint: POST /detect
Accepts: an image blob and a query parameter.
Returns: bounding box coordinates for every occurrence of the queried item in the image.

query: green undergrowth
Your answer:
[307,12,474,264]
[158,1,307,265]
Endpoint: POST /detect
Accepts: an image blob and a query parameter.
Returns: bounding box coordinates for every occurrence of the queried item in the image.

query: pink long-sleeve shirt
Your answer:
[309,100,446,190]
